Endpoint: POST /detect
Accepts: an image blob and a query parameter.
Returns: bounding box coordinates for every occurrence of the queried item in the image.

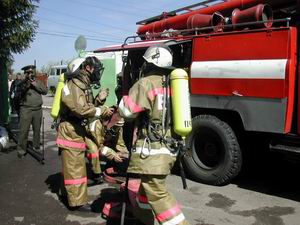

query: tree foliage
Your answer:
[0,0,38,124]
[0,0,39,62]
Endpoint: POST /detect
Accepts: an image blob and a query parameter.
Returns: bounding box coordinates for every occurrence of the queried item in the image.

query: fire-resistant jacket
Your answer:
[119,73,177,175]
[86,118,120,161]
[57,70,102,151]
[86,89,123,160]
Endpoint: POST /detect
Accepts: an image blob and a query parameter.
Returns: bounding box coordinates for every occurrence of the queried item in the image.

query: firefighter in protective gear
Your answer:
[85,89,108,185]
[119,44,190,225]
[85,88,127,185]
[56,56,113,209]
[104,71,129,158]
[93,89,128,160]
[60,57,109,183]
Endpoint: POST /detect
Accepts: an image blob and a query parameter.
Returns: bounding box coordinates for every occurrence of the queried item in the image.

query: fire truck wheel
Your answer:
[183,114,242,186]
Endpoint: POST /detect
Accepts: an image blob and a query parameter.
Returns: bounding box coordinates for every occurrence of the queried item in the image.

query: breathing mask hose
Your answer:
[162,75,167,135]
[164,74,171,138]
[179,141,188,189]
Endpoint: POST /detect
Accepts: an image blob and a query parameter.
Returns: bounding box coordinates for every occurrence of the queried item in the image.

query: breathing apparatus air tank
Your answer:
[50,73,66,119]
[170,68,192,138]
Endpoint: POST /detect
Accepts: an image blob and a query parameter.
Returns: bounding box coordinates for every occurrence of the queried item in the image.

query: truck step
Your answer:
[270,135,300,154]
[270,143,300,154]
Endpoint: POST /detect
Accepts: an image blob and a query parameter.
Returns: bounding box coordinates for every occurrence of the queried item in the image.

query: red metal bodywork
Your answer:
[190,28,297,133]
[191,29,292,98]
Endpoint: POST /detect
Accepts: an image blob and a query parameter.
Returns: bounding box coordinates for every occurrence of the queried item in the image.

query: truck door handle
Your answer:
[232,91,243,97]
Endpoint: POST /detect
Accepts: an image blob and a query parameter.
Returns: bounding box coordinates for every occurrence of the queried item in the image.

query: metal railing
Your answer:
[125,17,291,45]
[136,0,228,25]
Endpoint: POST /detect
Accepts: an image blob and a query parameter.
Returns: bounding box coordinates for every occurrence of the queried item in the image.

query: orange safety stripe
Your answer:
[156,203,182,222]
[137,194,148,203]
[64,177,87,185]
[56,138,86,150]
[86,152,99,159]
[123,95,143,113]
[147,87,170,100]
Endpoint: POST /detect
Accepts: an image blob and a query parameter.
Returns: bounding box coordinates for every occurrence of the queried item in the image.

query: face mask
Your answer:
[90,64,104,85]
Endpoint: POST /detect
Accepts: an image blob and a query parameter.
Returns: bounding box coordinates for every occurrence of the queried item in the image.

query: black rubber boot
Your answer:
[88,173,104,186]
[17,149,26,159]
[33,147,43,154]
[69,204,92,212]
[93,173,104,184]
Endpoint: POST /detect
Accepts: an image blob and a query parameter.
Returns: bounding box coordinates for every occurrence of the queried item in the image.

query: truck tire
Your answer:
[183,115,242,186]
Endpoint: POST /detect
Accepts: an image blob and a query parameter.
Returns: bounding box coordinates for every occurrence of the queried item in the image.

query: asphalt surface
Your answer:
[1,94,300,225]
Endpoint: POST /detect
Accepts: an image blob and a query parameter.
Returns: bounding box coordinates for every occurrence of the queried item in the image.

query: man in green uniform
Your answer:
[119,45,190,225]
[17,65,48,158]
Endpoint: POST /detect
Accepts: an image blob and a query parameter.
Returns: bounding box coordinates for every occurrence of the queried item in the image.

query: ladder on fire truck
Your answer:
[136,0,228,25]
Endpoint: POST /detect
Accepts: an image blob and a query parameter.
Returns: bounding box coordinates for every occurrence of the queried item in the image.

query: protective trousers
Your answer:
[135,175,190,225]
[85,136,101,175]
[61,148,88,207]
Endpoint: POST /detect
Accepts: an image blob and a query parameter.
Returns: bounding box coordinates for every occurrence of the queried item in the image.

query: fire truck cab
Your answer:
[95,0,299,185]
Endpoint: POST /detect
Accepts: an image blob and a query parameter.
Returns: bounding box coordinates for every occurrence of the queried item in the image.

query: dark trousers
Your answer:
[17,107,42,151]
[11,98,20,114]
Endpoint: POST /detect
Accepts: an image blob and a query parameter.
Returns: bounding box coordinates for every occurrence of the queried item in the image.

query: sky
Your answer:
[12,0,204,73]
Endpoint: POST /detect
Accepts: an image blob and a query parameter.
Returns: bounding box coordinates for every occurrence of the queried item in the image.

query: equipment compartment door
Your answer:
[190,28,297,133]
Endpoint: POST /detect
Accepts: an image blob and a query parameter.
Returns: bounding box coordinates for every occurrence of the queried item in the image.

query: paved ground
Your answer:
[1,94,300,225]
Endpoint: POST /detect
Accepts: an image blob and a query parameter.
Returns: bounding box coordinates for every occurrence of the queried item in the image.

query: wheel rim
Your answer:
[192,127,225,170]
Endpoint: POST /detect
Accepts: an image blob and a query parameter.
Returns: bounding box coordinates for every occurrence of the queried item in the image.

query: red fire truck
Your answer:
[95,0,299,185]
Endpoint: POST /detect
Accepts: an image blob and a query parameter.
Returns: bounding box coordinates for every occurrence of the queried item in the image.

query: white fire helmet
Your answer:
[0,126,9,150]
[143,44,173,68]
[68,57,85,73]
